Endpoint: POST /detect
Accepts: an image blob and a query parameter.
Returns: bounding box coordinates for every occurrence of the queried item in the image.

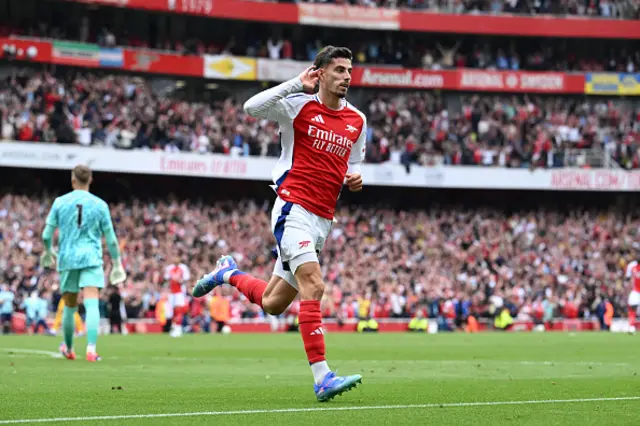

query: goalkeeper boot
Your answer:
[314,372,362,402]
[192,255,238,298]
[59,343,76,361]
[86,351,103,362]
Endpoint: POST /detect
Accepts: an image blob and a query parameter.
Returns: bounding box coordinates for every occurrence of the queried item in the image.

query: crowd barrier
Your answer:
[7,313,637,334]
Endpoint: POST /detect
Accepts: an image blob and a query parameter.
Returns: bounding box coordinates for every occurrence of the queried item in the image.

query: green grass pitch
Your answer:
[0,332,639,425]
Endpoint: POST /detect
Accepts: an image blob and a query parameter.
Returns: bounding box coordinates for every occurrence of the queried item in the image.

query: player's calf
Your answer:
[294,262,331,382]
[61,293,79,353]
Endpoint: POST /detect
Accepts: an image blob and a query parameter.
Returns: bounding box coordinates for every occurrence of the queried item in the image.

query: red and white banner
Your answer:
[2,142,640,192]
[0,37,597,94]
[550,170,640,191]
[10,313,636,334]
[64,0,640,39]
[257,59,308,84]
[298,4,399,30]
[123,48,203,76]
[0,37,53,63]
[458,70,584,94]
[351,67,455,89]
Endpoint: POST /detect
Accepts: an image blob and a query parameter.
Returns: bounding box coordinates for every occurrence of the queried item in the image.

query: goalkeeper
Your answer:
[41,165,126,362]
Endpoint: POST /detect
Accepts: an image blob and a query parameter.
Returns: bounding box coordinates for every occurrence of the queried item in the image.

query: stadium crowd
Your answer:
[1,191,638,331]
[1,72,638,169]
[294,0,640,18]
[5,17,640,71]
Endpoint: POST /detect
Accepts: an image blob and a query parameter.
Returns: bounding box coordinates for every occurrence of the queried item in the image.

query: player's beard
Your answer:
[335,85,348,98]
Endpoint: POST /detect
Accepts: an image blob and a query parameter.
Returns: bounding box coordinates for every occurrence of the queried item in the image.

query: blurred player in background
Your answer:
[0,283,15,334]
[164,254,190,337]
[107,284,126,334]
[193,46,365,402]
[41,165,126,361]
[209,288,230,333]
[626,258,640,334]
[52,297,85,336]
[22,291,51,335]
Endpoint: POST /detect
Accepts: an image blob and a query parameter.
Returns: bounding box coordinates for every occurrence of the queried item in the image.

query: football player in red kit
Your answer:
[626,260,640,334]
[193,46,365,402]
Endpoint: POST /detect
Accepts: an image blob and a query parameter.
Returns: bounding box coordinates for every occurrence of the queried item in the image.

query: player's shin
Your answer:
[299,300,331,384]
[229,272,267,308]
[62,306,77,350]
[84,298,100,353]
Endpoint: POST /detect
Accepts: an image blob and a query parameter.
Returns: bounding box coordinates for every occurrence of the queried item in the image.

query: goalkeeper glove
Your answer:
[109,260,127,284]
[40,249,57,269]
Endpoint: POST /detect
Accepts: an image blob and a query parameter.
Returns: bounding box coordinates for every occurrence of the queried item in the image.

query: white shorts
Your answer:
[270,197,332,290]
[629,291,640,307]
[166,292,186,319]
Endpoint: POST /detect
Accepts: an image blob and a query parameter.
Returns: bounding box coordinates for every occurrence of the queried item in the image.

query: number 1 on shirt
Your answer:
[76,204,83,228]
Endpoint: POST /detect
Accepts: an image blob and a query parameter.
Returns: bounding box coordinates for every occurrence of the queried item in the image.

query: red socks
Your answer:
[229,273,267,308]
[299,300,326,364]
[629,308,637,328]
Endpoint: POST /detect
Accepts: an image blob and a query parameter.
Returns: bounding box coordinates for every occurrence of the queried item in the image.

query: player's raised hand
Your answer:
[39,249,57,269]
[299,66,320,93]
[345,173,363,192]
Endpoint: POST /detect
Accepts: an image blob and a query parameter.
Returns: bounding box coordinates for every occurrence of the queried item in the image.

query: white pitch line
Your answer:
[0,396,638,424]
[1,348,62,359]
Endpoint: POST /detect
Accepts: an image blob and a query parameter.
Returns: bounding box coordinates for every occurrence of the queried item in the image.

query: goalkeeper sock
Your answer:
[84,298,100,352]
[62,306,77,350]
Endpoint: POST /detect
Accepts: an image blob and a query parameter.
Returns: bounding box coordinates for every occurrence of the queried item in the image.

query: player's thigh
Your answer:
[274,206,318,266]
[172,293,186,308]
[79,265,105,291]
[272,255,299,291]
[165,296,175,319]
[629,291,640,307]
[59,270,81,295]
[262,273,298,315]
[79,266,105,299]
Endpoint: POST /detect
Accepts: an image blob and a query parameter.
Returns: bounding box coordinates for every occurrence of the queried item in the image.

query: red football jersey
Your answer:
[164,263,190,294]
[626,261,640,292]
[267,94,367,220]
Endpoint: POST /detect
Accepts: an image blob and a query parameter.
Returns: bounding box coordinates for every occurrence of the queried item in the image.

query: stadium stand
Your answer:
[0,0,639,335]
[2,3,639,69]
[1,170,639,331]
[1,73,638,168]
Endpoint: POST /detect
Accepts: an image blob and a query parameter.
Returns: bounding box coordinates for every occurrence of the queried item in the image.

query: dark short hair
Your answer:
[72,165,92,185]
[313,46,353,69]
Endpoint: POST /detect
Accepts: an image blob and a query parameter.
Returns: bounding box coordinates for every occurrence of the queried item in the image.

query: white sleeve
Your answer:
[347,118,367,176]
[627,261,638,278]
[243,78,304,122]
[181,264,191,282]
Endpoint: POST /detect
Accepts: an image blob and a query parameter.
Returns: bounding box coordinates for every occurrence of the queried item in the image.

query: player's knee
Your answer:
[62,293,78,308]
[295,263,324,301]
[262,298,287,316]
